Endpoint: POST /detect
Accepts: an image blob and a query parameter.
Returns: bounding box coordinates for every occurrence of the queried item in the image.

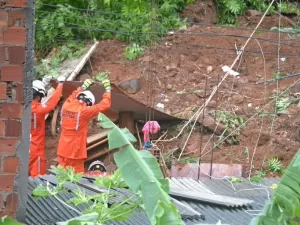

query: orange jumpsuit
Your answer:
[29,84,63,177]
[57,87,111,173]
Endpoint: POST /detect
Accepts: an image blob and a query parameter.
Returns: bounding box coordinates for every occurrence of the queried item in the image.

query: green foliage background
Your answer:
[35,0,190,55]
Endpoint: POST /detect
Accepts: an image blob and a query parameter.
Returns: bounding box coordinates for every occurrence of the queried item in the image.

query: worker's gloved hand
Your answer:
[95,71,111,92]
[102,78,111,92]
[57,76,66,83]
[81,79,93,90]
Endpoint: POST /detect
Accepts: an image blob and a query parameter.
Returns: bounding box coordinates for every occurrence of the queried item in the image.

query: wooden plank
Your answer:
[87,130,110,146]
[119,111,135,134]
[51,106,60,136]
[85,149,110,162]
[87,138,108,151]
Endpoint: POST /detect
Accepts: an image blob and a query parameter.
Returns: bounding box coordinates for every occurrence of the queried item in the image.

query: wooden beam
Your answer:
[118,111,135,134]
[85,149,110,162]
[87,138,108,151]
[86,129,110,146]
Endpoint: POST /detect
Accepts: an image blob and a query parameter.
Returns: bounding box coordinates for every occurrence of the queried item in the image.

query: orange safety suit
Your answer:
[29,84,63,177]
[57,87,111,173]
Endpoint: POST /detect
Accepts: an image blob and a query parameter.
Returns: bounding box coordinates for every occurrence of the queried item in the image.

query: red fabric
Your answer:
[58,156,85,174]
[29,84,63,177]
[85,171,110,177]
[142,121,160,142]
[57,88,111,161]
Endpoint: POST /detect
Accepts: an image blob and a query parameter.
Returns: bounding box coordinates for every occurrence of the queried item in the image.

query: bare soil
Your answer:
[45,0,300,176]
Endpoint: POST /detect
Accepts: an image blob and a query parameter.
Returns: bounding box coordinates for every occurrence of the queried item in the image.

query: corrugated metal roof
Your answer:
[26,176,150,225]
[181,178,280,225]
[169,178,254,207]
[169,178,214,194]
[26,176,279,225]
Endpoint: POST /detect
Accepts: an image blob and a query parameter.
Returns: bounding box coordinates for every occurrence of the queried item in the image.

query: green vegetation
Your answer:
[250,169,267,183]
[214,0,300,25]
[32,114,184,225]
[35,0,191,54]
[0,217,23,225]
[267,157,285,173]
[215,0,274,24]
[124,43,144,60]
[250,157,285,183]
[33,166,138,224]
[250,151,300,225]
[212,110,245,145]
[97,113,184,225]
[35,42,85,78]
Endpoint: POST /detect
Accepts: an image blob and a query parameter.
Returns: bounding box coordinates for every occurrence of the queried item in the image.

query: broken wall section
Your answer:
[0,0,33,222]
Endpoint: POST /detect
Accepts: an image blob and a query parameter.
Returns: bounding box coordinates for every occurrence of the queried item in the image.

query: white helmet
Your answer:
[32,80,47,97]
[76,90,95,106]
[88,160,107,172]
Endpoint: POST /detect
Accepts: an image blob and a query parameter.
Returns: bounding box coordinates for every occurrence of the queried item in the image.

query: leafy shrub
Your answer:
[35,0,191,53]
[250,151,300,225]
[214,0,275,24]
[124,43,144,60]
[267,157,284,173]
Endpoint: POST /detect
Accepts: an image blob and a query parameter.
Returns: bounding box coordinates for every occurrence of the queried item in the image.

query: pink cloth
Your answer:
[142,121,160,142]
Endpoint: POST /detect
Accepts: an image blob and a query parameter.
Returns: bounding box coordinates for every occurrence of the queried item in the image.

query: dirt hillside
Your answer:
[46,0,300,176]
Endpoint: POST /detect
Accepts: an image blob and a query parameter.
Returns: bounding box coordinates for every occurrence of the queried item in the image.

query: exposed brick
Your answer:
[0,46,6,63]
[0,83,7,99]
[1,65,23,82]
[3,27,26,45]
[0,174,15,191]
[8,10,25,27]
[0,28,3,44]
[8,46,25,64]
[6,0,28,8]
[5,193,18,212]
[0,138,18,155]
[3,157,20,173]
[0,10,7,27]
[14,83,23,102]
[0,119,4,136]
[5,120,21,137]
[1,103,23,119]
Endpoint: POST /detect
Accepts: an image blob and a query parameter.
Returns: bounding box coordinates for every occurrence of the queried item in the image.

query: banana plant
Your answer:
[250,150,300,225]
[97,113,184,225]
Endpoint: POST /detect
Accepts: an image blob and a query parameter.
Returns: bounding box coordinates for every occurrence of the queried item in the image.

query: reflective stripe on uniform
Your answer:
[60,108,63,125]
[75,112,81,131]
[38,156,41,174]
[33,113,37,129]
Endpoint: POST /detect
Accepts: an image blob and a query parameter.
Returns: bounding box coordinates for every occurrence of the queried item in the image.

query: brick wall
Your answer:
[0,0,33,222]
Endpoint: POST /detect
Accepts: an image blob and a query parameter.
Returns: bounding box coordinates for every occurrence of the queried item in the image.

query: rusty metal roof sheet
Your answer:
[60,81,179,121]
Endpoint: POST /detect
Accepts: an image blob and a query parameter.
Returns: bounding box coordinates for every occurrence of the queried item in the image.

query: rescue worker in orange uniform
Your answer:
[57,78,111,173]
[29,77,65,177]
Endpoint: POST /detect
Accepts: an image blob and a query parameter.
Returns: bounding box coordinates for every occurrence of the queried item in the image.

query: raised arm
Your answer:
[81,92,111,119]
[38,83,63,114]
